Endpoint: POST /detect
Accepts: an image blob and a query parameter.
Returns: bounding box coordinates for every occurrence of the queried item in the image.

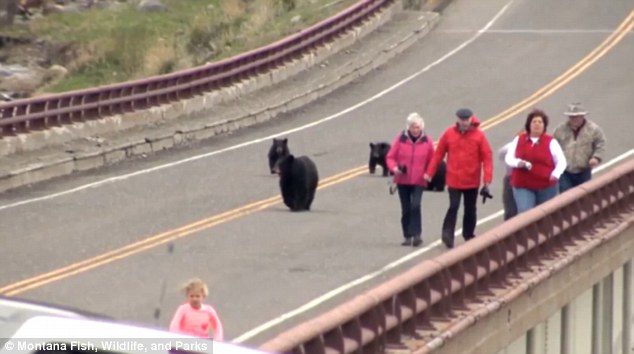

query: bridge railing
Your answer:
[0,0,394,138]
[259,158,634,354]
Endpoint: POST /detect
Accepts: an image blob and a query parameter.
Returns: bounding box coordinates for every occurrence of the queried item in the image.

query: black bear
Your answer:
[272,154,319,212]
[369,142,391,177]
[268,138,290,174]
[426,160,446,192]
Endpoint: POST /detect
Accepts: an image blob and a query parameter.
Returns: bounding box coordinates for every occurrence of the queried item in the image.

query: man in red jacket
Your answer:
[425,108,493,248]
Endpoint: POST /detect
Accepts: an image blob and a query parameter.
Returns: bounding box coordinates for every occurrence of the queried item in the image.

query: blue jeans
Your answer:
[512,185,558,214]
[559,169,592,193]
[397,185,424,239]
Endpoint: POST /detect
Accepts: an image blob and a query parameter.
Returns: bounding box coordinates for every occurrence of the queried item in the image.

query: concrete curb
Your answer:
[0,4,443,194]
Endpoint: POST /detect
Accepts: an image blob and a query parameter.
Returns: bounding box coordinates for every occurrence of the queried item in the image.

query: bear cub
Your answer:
[369,142,391,177]
[426,160,446,192]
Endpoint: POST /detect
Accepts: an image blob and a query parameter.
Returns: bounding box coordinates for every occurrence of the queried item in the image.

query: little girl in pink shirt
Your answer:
[169,278,224,341]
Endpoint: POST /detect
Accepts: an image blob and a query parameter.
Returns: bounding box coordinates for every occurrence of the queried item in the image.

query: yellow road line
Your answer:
[480,9,634,130]
[1,11,632,296]
[0,167,367,295]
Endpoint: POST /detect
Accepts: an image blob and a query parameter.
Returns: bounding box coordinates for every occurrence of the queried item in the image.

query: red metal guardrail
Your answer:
[0,0,394,138]
[259,158,634,354]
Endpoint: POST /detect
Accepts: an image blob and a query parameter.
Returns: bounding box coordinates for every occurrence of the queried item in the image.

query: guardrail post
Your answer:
[28,100,47,130]
[602,273,614,354]
[305,335,327,354]
[489,242,506,287]
[1,106,15,136]
[560,304,571,354]
[526,328,537,354]
[401,288,417,336]
[464,257,478,302]
[383,297,402,345]
[617,175,634,215]
[323,327,344,354]
[604,183,622,225]
[623,260,632,354]
[592,283,601,354]
[413,281,433,331]
[14,104,28,133]
[448,264,466,311]
[360,307,384,354]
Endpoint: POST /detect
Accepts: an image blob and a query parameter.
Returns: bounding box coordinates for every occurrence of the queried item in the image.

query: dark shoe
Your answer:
[441,231,454,249]
[401,238,412,246]
[412,236,422,247]
[464,234,475,242]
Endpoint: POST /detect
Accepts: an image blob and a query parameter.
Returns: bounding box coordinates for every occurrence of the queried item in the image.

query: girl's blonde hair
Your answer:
[183,278,209,297]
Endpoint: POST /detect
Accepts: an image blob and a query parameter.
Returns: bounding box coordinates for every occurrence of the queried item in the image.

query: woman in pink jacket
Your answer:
[386,112,435,247]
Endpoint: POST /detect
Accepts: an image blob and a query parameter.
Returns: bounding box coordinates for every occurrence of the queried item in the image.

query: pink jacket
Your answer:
[386,131,435,187]
[169,303,224,340]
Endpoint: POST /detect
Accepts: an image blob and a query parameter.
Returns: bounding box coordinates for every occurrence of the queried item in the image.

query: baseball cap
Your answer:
[456,108,473,120]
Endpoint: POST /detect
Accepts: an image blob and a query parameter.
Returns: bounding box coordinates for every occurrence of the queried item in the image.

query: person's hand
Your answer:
[549,175,559,182]
[423,174,432,182]
[388,181,398,195]
[393,167,402,175]
[479,185,493,204]
[518,160,532,170]
[589,157,600,168]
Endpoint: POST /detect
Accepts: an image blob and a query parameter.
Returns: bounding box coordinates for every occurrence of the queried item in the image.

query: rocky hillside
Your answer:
[0,0,354,101]
[0,0,174,100]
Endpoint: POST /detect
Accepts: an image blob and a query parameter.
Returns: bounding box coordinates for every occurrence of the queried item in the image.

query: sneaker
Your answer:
[401,238,412,246]
[441,231,454,249]
[412,236,422,247]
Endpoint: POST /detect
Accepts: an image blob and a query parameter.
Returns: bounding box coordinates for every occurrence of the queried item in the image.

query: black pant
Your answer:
[502,175,518,221]
[442,187,478,240]
[397,185,424,239]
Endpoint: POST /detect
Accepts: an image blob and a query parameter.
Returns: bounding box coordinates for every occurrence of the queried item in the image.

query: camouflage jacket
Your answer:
[552,119,606,173]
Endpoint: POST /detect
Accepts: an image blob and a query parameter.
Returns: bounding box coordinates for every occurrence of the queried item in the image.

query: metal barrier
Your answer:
[259,159,634,354]
[0,0,394,138]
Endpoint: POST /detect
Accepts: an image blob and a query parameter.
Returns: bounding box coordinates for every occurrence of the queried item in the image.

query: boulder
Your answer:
[0,70,46,96]
[138,0,166,12]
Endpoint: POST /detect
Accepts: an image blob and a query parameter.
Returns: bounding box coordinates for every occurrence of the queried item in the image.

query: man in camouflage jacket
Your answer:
[553,102,606,193]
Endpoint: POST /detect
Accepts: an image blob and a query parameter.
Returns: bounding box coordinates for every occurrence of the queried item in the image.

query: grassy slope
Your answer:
[2,0,356,93]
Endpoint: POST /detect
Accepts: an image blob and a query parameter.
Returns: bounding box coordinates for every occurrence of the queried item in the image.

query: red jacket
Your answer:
[426,116,493,189]
[386,131,435,187]
[511,133,557,190]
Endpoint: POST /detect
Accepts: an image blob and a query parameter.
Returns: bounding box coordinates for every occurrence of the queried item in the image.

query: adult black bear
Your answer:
[426,160,446,192]
[272,154,319,212]
[369,142,391,177]
[267,138,290,174]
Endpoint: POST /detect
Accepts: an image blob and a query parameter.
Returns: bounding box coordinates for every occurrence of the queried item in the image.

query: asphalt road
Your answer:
[0,0,632,347]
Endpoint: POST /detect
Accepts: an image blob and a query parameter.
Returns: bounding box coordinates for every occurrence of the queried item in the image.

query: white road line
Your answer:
[0,0,515,212]
[442,29,627,34]
[232,149,634,343]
